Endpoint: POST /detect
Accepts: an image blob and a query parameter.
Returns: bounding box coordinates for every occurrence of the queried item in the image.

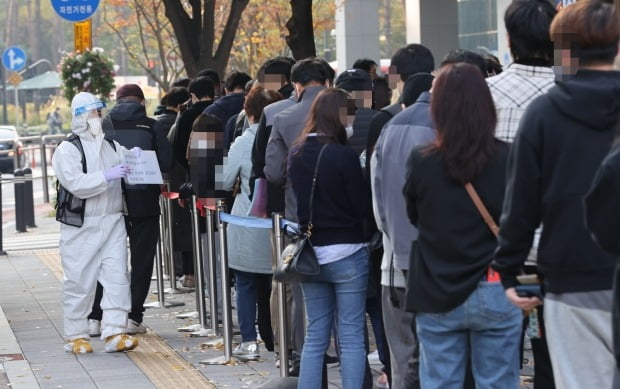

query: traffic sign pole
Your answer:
[14,85,18,129]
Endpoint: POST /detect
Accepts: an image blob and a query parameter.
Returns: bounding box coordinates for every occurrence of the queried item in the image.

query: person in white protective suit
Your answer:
[52,92,139,354]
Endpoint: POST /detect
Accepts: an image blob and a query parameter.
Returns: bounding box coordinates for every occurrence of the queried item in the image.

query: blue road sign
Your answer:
[51,0,100,22]
[2,47,27,72]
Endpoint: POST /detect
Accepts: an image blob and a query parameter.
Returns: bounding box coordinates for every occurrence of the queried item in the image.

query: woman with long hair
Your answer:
[287,88,372,389]
[403,63,521,388]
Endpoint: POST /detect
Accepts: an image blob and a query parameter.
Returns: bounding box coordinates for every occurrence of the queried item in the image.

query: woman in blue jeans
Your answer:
[403,63,521,388]
[288,88,372,389]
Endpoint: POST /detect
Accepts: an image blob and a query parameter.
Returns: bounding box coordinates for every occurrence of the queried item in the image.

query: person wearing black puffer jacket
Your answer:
[88,83,173,336]
[492,2,620,388]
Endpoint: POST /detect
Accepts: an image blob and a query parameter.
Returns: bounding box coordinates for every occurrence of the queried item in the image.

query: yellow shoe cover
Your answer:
[65,338,93,354]
[104,333,139,353]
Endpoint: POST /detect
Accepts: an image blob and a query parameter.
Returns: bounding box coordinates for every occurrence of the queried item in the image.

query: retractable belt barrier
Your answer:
[197,204,295,374]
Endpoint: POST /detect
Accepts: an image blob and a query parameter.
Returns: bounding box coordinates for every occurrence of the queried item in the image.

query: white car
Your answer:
[0,126,26,173]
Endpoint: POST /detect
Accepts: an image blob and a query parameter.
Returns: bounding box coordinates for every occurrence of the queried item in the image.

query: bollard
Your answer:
[177,195,209,333]
[40,141,49,203]
[0,173,7,255]
[200,201,235,365]
[13,169,26,232]
[273,213,290,377]
[22,167,36,228]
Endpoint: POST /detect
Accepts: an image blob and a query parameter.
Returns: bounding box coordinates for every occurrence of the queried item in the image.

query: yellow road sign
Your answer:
[74,19,92,53]
[7,71,22,86]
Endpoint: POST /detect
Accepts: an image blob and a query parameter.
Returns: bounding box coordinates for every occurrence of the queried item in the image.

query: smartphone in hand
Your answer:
[515,284,542,299]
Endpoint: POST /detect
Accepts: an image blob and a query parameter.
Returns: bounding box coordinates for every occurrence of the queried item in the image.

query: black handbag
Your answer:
[273,144,328,283]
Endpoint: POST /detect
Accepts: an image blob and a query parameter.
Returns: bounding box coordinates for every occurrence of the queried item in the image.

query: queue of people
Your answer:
[53,1,620,388]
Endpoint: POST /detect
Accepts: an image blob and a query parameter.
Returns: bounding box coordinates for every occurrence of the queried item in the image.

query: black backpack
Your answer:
[55,135,116,227]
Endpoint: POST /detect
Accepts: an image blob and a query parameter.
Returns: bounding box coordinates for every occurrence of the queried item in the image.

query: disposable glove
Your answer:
[178,182,195,199]
[130,146,142,157]
[104,165,130,182]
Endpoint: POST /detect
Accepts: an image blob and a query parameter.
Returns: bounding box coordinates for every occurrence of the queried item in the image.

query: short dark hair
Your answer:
[290,58,329,86]
[166,87,191,107]
[257,56,295,83]
[390,44,435,81]
[172,78,191,88]
[505,0,556,62]
[352,58,377,74]
[244,86,283,120]
[484,54,503,76]
[440,49,487,77]
[197,69,221,85]
[402,73,434,107]
[429,63,497,184]
[550,0,619,65]
[188,77,215,100]
[224,71,252,93]
[316,57,336,84]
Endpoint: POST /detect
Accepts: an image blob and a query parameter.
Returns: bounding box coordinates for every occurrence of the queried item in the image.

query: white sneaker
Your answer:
[127,319,147,335]
[232,341,259,361]
[104,333,139,353]
[88,319,101,337]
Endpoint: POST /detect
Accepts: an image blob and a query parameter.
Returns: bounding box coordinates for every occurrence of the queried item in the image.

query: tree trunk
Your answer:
[5,0,16,48]
[384,0,392,58]
[285,0,316,60]
[162,0,250,78]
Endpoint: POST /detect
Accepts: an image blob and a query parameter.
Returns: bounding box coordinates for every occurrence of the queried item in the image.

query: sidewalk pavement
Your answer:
[0,204,534,389]
[0,204,385,388]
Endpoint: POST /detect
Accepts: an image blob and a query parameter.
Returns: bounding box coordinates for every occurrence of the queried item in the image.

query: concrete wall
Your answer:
[405,0,458,66]
[335,0,381,73]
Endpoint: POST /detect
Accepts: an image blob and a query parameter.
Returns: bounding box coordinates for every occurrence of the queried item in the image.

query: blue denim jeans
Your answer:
[233,269,271,342]
[298,247,369,389]
[416,281,521,389]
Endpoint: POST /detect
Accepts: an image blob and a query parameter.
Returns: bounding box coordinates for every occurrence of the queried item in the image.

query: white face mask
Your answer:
[87,117,103,136]
[345,125,354,139]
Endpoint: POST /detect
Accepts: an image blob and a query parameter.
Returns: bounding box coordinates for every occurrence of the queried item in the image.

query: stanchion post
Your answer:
[164,195,176,286]
[189,195,208,329]
[273,213,290,377]
[13,169,26,233]
[0,174,7,255]
[145,196,184,309]
[217,202,234,361]
[200,200,238,365]
[23,167,36,228]
[206,206,219,333]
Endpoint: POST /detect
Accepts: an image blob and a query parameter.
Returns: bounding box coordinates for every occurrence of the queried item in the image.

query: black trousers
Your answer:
[89,215,160,324]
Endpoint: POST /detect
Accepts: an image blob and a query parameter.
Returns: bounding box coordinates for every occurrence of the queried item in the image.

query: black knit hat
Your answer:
[402,73,434,107]
[116,84,145,100]
[335,69,373,92]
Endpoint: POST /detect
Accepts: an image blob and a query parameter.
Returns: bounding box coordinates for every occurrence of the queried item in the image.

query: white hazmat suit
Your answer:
[52,92,134,347]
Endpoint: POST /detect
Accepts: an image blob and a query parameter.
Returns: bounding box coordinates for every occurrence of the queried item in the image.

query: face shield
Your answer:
[70,93,106,135]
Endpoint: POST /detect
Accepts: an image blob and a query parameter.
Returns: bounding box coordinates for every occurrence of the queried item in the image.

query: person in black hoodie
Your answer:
[155,87,190,136]
[155,86,192,284]
[492,2,620,387]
